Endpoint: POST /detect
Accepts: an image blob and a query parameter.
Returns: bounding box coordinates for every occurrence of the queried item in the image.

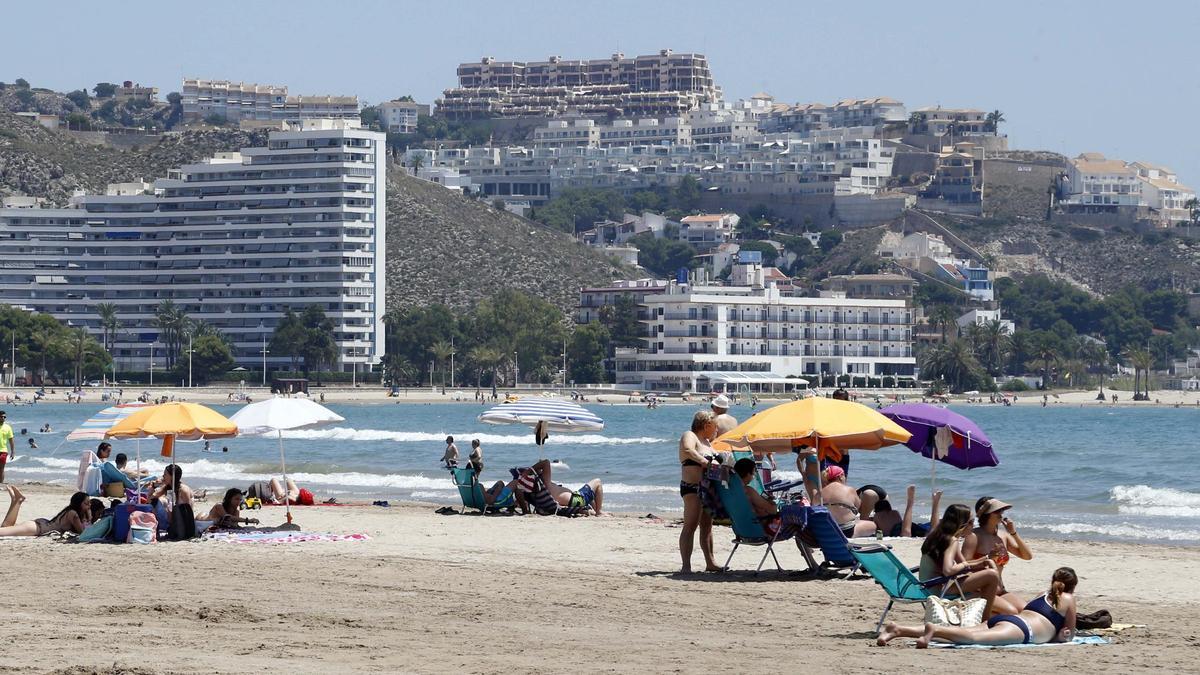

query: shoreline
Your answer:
[6,385,1200,408]
[0,482,1191,673]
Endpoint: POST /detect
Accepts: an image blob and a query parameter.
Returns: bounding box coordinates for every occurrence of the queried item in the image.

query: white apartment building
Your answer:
[599,117,691,147]
[679,213,739,250]
[1132,161,1195,224]
[761,97,907,134]
[615,264,916,392]
[1061,153,1143,208]
[182,78,359,123]
[533,119,601,149]
[957,309,1014,335]
[0,120,386,373]
[878,231,953,262]
[378,100,430,134]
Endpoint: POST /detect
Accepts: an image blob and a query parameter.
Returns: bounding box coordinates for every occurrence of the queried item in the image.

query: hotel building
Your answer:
[0,120,386,373]
[612,263,916,392]
[181,78,359,123]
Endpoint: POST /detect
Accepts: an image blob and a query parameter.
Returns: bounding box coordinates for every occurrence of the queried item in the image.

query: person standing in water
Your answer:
[441,436,459,468]
[710,394,737,435]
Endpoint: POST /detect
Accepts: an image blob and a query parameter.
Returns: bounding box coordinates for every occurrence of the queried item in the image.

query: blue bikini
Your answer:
[986,595,1065,644]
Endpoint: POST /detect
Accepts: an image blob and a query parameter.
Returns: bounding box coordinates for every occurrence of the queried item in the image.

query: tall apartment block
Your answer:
[181,78,360,123]
[437,49,721,120]
[0,120,386,373]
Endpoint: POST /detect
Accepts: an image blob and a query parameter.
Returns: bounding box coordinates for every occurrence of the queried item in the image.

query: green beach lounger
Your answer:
[850,545,961,631]
[450,467,513,514]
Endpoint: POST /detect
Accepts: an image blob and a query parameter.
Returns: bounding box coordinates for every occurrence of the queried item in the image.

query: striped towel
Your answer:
[202,531,370,544]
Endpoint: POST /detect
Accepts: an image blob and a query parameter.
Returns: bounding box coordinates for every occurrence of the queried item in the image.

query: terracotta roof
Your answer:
[681,214,733,223]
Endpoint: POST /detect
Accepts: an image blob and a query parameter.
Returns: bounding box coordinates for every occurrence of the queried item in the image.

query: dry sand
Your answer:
[0,483,1192,674]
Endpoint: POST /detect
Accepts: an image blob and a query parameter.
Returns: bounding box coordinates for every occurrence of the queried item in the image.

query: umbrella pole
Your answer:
[279,429,293,526]
[814,434,824,506]
[136,439,142,502]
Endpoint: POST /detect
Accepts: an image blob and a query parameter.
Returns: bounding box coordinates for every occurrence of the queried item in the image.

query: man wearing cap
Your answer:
[0,410,12,483]
[820,465,877,538]
[710,394,737,435]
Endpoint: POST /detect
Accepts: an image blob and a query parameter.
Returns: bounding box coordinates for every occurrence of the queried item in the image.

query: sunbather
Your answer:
[871,485,942,538]
[247,477,315,506]
[482,480,514,506]
[878,567,1077,648]
[525,458,604,516]
[918,504,1001,617]
[963,497,1034,616]
[734,458,784,537]
[820,466,877,538]
[197,488,260,530]
[0,485,90,537]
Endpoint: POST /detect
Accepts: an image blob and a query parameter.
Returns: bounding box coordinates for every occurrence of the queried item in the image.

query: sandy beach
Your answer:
[0,483,1192,673]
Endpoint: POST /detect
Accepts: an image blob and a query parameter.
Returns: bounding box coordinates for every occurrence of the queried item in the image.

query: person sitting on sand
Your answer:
[521,458,604,516]
[963,497,1034,616]
[197,488,260,530]
[149,464,194,526]
[918,504,1001,617]
[441,436,459,468]
[0,486,91,537]
[820,466,877,538]
[870,485,941,538]
[878,567,1077,648]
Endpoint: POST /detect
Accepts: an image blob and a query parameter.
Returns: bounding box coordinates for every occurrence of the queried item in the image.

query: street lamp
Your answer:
[259,325,269,387]
[513,350,519,388]
[149,342,157,386]
[186,333,194,388]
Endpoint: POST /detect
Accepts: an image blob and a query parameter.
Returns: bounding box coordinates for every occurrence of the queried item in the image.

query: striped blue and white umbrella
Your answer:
[66,402,155,441]
[478,398,604,433]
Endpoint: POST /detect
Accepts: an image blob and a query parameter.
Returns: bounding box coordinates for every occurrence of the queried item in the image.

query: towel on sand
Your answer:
[202,531,370,544]
[929,635,1110,650]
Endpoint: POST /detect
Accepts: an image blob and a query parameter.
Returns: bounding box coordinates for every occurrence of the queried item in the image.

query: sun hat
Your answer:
[978,498,1012,516]
[711,394,731,410]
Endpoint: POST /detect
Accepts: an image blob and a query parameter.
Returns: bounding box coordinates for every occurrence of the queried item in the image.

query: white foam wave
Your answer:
[600,482,676,495]
[1111,484,1200,510]
[280,427,664,445]
[1032,521,1200,542]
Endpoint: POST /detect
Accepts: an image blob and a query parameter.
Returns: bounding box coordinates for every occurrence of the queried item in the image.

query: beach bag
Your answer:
[167,503,196,541]
[128,511,157,544]
[1076,609,1113,630]
[924,596,986,628]
[112,503,152,543]
[79,515,113,543]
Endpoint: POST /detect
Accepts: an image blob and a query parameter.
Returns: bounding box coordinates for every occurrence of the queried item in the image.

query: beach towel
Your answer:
[202,531,370,544]
[929,636,1110,650]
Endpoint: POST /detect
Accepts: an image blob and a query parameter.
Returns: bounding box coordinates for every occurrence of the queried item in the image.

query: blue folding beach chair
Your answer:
[450,467,514,514]
[803,506,885,577]
[730,451,766,495]
[712,474,792,574]
[849,545,961,631]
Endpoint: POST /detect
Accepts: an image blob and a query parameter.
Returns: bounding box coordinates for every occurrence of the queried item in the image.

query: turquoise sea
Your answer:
[7,399,1198,545]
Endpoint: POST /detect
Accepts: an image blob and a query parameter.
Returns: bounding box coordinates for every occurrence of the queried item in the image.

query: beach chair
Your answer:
[803,506,886,577]
[730,451,766,495]
[849,545,961,631]
[450,468,513,514]
[712,473,791,574]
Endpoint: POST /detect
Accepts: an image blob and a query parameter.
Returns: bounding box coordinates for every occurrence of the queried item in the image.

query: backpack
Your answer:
[167,503,195,541]
[128,510,158,544]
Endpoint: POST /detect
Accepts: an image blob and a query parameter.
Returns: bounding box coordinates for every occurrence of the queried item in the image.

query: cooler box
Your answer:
[112,503,152,543]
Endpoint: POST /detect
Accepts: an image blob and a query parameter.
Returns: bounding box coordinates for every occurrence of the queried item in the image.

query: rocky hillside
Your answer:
[386,174,632,310]
[0,112,633,312]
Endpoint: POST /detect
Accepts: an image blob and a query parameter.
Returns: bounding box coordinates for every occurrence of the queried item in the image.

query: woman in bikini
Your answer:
[878,567,1078,647]
[963,497,1033,616]
[918,503,1002,618]
[0,485,90,537]
[678,410,720,573]
[196,488,260,530]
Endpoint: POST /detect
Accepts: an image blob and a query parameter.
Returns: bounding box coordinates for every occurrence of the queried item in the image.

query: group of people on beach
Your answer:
[442,433,606,516]
[675,394,1080,648]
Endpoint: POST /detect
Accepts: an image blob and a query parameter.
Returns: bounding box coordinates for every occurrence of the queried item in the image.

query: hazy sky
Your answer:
[4,1,1198,182]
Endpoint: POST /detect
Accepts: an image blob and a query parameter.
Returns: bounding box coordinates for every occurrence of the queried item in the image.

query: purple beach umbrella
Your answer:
[880,403,999,471]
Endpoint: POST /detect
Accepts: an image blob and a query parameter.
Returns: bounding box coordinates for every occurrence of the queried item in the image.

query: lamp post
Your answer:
[260,330,268,387]
[513,350,519,388]
[187,333,193,388]
[149,342,156,386]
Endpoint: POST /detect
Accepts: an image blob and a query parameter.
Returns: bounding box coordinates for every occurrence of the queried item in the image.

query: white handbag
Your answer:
[923,595,987,627]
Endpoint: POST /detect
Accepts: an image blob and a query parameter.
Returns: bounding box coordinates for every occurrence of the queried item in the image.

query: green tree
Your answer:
[204,113,228,126]
[467,346,503,389]
[154,300,188,369]
[735,240,780,266]
[628,232,697,277]
[92,82,116,98]
[298,306,337,382]
[70,328,108,386]
[568,323,610,384]
[817,229,843,254]
[14,78,29,89]
[408,154,424,176]
[672,176,702,211]
[468,290,567,384]
[269,310,306,371]
[429,339,454,388]
[65,89,90,110]
[190,334,235,383]
[928,305,960,342]
[381,354,417,387]
[599,293,642,348]
[920,340,985,393]
[985,110,1006,133]
[64,112,91,130]
[359,105,380,129]
[14,89,34,109]
[95,302,118,353]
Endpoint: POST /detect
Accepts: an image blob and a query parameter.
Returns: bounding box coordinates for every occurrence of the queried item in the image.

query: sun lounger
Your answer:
[711,471,793,574]
[849,545,962,631]
[450,467,514,514]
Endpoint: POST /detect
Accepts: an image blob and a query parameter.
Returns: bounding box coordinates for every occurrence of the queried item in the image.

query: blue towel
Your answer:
[930,635,1110,649]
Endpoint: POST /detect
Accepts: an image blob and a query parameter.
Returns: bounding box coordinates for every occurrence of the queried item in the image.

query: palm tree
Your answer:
[928,305,960,342]
[1127,348,1154,400]
[1037,345,1058,390]
[154,300,189,369]
[95,302,118,352]
[1185,197,1199,236]
[468,346,503,390]
[985,110,1006,133]
[920,340,983,393]
[32,323,56,385]
[409,155,424,177]
[382,354,416,387]
[908,111,925,131]
[429,340,454,388]
[71,327,98,386]
[979,319,1011,376]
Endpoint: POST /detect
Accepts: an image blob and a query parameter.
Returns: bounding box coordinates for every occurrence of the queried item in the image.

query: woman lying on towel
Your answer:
[0,485,91,537]
[195,488,260,531]
[247,478,315,506]
[878,567,1078,648]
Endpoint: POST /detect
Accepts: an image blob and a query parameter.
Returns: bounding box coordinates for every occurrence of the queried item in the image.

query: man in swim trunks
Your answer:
[524,458,604,516]
[710,395,738,435]
[820,465,876,537]
[0,410,13,483]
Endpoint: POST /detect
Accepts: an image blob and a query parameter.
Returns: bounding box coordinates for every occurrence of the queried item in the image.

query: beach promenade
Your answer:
[1,484,1192,673]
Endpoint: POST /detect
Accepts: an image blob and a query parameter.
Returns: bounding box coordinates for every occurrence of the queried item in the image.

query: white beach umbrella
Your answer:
[478,398,604,434]
[229,397,344,527]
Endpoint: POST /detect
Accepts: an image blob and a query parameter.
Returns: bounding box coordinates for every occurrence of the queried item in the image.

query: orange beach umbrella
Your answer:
[712,397,911,461]
[105,402,238,444]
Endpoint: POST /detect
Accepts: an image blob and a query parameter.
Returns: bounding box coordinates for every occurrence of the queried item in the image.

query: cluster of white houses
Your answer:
[0,120,387,374]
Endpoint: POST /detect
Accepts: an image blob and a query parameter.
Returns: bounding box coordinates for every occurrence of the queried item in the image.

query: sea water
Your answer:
[7,399,1199,545]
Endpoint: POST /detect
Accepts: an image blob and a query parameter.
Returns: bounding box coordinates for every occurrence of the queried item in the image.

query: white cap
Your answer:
[711,394,731,410]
